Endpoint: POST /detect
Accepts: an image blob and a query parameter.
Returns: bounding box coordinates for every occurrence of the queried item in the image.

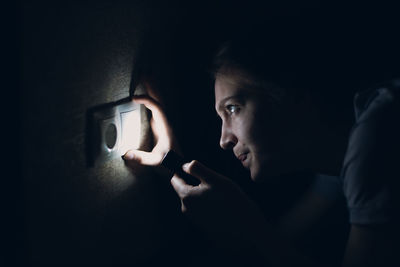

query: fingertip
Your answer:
[123,150,135,160]
[182,162,190,172]
[131,95,145,103]
[170,176,177,185]
[132,95,160,110]
[170,175,183,190]
[182,160,198,173]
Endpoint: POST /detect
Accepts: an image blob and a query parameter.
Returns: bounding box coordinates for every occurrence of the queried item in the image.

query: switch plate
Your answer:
[86,98,142,167]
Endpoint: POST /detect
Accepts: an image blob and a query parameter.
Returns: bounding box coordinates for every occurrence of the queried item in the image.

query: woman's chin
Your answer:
[250,161,284,183]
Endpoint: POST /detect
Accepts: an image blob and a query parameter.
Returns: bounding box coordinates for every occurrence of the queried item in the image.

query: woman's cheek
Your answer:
[234,112,253,144]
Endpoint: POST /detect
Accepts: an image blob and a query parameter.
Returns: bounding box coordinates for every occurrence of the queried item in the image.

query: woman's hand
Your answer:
[123,94,179,166]
[171,160,269,247]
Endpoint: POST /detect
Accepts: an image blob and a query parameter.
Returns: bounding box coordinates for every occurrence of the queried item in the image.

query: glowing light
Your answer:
[119,108,141,155]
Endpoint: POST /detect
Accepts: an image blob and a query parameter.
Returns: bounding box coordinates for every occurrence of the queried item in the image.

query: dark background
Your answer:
[7,1,399,266]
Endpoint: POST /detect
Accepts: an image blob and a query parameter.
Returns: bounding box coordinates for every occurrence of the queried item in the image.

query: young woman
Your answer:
[123,30,400,266]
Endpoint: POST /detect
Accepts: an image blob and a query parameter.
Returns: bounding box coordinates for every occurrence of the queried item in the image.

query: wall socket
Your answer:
[86,98,143,167]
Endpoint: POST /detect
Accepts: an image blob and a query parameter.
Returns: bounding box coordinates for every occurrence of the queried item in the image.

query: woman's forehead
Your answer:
[215,76,242,100]
[214,72,267,100]
[215,67,255,87]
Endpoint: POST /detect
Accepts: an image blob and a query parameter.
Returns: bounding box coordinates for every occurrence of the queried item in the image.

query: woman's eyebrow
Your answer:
[217,94,247,112]
[217,95,239,112]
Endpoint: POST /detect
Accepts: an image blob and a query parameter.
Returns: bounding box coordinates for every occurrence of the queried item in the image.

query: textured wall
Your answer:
[20,2,182,266]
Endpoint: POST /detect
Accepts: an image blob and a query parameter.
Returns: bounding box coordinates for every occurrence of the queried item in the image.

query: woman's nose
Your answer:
[219,123,237,150]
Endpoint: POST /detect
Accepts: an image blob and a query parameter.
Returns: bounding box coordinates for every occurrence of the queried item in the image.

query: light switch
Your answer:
[120,110,141,155]
[87,98,142,167]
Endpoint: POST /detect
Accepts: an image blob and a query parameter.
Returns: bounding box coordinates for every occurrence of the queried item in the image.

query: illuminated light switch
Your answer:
[119,110,141,155]
[87,98,142,167]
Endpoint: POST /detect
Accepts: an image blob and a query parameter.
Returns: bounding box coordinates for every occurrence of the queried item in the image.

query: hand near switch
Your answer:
[123,94,180,166]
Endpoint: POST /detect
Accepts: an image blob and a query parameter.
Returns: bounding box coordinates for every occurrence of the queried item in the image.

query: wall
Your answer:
[19,2,187,266]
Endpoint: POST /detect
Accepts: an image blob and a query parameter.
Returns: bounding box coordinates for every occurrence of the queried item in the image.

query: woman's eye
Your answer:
[226,105,240,114]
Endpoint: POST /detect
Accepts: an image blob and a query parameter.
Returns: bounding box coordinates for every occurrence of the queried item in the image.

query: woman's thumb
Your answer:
[123,150,162,166]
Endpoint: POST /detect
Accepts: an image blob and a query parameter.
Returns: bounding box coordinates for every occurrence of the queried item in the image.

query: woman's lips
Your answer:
[238,154,247,161]
[238,153,248,167]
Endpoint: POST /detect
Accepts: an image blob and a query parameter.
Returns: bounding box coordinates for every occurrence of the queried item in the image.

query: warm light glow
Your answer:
[119,109,141,155]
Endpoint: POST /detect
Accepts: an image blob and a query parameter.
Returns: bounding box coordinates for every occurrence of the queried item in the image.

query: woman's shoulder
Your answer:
[353,78,400,122]
[341,78,400,225]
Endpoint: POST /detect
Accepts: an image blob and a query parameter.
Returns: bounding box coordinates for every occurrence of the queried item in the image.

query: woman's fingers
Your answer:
[170,175,195,199]
[132,95,167,123]
[132,95,161,108]
[127,95,175,166]
[182,160,225,184]
[123,149,163,166]
[133,95,171,139]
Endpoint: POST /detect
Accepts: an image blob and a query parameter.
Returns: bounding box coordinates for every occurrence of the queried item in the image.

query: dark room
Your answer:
[8,1,400,266]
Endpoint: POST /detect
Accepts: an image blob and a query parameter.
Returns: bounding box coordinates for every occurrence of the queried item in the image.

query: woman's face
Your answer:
[215,73,305,182]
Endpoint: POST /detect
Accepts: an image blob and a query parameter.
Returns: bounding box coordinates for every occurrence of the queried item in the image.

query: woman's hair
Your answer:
[211,24,358,122]
[213,25,334,93]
